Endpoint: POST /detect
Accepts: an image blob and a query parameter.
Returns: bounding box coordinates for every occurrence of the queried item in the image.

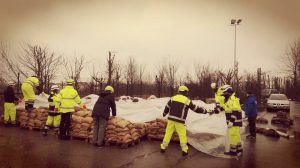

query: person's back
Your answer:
[245,91,257,139]
[3,83,19,126]
[91,86,116,147]
[4,86,17,103]
[21,76,39,110]
[245,95,257,118]
[57,79,84,140]
[58,85,81,113]
[92,91,116,120]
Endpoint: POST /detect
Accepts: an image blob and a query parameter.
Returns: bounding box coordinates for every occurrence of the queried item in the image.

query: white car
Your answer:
[266,94,290,112]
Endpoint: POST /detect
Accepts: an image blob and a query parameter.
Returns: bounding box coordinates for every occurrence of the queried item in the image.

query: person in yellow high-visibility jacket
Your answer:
[221,85,243,157]
[57,79,86,140]
[160,85,213,156]
[43,85,61,136]
[21,76,40,110]
[211,83,225,111]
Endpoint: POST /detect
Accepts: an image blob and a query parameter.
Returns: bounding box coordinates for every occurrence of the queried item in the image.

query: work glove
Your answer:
[227,122,233,128]
[54,108,58,112]
[82,105,87,109]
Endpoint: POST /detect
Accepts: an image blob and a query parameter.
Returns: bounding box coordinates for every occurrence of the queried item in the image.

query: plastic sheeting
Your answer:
[18,94,247,158]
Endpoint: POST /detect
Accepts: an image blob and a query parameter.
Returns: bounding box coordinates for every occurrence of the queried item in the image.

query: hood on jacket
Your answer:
[99,91,112,97]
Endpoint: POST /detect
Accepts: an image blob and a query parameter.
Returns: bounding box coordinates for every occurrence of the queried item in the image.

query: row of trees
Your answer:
[1,39,299,101]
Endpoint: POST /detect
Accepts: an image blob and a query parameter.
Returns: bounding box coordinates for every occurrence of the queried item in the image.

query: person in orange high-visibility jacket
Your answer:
[21,76,40,110]
[160,85,214,156]
[57,79,86,140]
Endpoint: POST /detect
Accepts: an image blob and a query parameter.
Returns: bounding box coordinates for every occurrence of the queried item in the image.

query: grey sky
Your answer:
[1,0,300,81]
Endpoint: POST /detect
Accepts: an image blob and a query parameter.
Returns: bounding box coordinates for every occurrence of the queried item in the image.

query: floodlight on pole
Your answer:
[230,18,242,91]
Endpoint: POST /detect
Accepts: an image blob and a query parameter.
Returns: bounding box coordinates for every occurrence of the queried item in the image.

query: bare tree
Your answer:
[63,55,85,90]
[156,64,167,98]
[90,65,106,93]
[106,51,116,85]
[218,69,234,85]
[138,64,146,96]
[19,43,61,92]
[0,42,26,81]
[125,56,137,96]
[166,62,178,96]
[113,63,122,96]
[282,39,300,87]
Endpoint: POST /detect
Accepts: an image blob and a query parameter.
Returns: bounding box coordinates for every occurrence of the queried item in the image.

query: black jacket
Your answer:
[92,91,116,120]
[163,93,207,124]
[4,86,19,103]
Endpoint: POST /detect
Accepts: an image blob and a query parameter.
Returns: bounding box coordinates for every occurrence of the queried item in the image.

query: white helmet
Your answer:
[221,84,232,93]
[51,85,59,91]
[210,83,217,89]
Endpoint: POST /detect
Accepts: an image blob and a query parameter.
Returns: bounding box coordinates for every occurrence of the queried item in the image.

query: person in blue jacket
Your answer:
[244,90,257,139]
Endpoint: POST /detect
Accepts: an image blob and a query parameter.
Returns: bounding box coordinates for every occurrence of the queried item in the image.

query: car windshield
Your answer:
[269,94,288,100]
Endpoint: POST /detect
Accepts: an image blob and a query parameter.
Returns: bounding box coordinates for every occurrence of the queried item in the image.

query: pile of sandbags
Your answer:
[104,117,141,145]
[130,123,147,138]
[70,110,93,139]
[17,107,48,129]
[146,118,179,141]
[271,111,293,126]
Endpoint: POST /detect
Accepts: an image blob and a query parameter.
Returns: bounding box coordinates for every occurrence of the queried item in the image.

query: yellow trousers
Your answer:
[229,126,242,156]
[160,120,188,152]
[45,115,61,128]
[4,103,16,124]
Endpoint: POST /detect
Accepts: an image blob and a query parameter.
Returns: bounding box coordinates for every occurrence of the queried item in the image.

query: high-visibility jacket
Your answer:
[163,94,208,124]
[57,86,83,113]
[21,76,39,101]
[215,87,225,106]
[48,92,60,116]
[223,93,243,127]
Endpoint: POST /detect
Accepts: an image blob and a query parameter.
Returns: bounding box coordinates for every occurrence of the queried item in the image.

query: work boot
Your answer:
[182,151,188,156]
[160,149,166,153]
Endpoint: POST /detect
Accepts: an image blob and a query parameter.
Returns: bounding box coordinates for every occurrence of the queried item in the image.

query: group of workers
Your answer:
[2,75,256,158]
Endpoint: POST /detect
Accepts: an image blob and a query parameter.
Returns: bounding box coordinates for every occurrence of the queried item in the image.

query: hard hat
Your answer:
[210,83,217,89]
[7,81,15,86]
[178,85,189,92]
[51,85,59,91]
[66,79,74,85]
[105,85,114,93]
[221,84,233,94]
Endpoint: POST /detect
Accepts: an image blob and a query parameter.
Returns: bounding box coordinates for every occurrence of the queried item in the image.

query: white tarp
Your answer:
[18,94,247,158]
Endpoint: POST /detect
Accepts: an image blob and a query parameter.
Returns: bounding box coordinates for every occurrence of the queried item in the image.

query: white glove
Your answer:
[227,122,233,128]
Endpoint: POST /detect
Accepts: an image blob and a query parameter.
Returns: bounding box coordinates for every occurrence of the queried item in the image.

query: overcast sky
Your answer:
[1,0,300,81]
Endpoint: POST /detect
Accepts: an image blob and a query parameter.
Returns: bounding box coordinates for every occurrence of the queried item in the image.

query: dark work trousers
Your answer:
[248,117,257,137]
[59,112,72,137]
[92,116,107,145]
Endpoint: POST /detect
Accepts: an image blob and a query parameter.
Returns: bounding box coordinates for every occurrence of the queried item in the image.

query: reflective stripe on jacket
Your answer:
[57,86,82,113]
[224,93,243,127]
[164,94,207,124]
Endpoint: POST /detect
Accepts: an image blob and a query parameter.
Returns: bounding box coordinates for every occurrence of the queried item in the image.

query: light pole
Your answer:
[231,19,242,91]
